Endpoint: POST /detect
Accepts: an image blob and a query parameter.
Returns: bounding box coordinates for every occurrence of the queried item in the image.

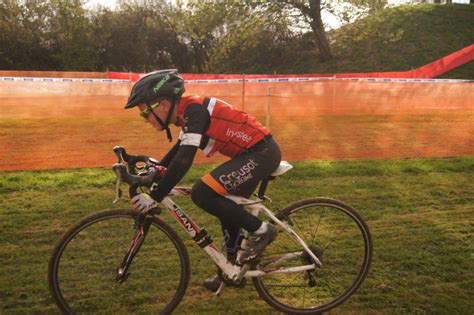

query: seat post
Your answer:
[257,177,273,199]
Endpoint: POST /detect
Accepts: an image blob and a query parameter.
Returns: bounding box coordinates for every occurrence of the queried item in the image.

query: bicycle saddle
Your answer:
[271,161,293,177]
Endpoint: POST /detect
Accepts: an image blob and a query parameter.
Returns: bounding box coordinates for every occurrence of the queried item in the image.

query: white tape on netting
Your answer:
[185,77,335,83]
[0,77,130,83]
[1,76,472,83]
[336,77,474,83]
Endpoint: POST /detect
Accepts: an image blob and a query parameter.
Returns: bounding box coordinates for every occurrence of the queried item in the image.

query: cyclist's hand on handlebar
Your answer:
[130,193,158,212]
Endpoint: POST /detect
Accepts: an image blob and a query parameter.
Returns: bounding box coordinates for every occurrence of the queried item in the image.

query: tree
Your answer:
[180,1,304,73]
[49,0,99,70]
[174,1,248,72]
[91,1,190,72]
[0,0,57,69]
[175,2,218,72]
[273,0,333,62]
[257,0,387,62]
[209,9,303,73]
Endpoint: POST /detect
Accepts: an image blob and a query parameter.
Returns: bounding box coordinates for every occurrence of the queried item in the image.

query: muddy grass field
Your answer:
[0,157,473,314]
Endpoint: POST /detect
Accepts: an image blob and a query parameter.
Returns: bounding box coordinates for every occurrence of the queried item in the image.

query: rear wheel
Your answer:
[253,198,372,314]
[48,209,190,314]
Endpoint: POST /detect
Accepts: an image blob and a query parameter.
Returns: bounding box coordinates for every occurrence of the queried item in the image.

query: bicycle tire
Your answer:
[253,198,372,314]
[48,208,190,314]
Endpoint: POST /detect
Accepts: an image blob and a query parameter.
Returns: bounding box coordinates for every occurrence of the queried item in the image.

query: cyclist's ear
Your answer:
[158,98,172,112]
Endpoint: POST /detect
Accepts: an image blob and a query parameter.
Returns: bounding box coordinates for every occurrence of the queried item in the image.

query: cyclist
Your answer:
[124,69,281,292]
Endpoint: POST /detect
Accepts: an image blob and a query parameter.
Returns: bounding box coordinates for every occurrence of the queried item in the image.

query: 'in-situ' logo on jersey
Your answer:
[226,128,252,142]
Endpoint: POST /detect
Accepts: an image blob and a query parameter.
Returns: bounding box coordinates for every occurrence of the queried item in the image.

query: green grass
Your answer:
[0,157,473,314]
[298,4,474,79]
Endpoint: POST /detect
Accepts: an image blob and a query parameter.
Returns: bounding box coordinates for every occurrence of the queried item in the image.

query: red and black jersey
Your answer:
[176,96,270,158]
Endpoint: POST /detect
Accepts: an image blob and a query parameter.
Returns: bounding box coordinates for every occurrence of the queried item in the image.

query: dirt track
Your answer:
[0,80,473,171]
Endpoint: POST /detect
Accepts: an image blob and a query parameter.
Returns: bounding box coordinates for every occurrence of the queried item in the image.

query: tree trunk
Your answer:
[311,20,333,62]
[308,0,333,62]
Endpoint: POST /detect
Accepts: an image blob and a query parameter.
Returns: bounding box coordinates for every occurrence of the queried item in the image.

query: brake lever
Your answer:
[112,163,156,191]
[113,146,126,163]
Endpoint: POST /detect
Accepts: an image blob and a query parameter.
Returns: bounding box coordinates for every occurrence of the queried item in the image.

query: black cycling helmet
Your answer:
[124,69,185,142]
[124,69,185,109]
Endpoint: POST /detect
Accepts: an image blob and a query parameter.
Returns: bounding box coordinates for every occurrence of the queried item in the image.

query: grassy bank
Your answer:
[0,157,473,314]
[312,4,474,79]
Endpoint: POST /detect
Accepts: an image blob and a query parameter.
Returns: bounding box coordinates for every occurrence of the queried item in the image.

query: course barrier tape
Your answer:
[0,77,130,83]
[1,76,472,83]
[335,77,474,83]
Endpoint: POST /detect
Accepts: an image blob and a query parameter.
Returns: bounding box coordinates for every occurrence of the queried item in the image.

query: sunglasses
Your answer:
[140,102,160,119]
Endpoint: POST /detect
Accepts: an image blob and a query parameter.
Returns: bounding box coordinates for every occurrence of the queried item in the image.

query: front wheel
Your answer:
[48,209,190,314]
[253,198,372,314]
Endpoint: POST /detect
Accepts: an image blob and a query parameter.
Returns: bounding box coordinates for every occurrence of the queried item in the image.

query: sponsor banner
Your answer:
[335,77,473,83]
[0,77,130,83]
[1,76,471,84]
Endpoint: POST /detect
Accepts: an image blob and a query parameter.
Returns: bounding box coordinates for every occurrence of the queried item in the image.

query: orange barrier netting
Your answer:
[0,79,473,171]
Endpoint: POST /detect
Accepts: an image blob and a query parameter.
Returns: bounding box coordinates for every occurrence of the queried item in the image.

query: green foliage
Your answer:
[0,1,472,77]
[49,0,100,71]
[0,157,473,313]
[0,0,56,69]
[209,11,300,73]
[319,4,474,78]
[91,1,192,72]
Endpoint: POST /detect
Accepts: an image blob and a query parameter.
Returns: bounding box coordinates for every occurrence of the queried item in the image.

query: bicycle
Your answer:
[48,146,373,314]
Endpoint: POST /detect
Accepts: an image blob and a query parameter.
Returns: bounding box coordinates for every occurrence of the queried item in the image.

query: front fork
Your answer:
[116,214,151,283]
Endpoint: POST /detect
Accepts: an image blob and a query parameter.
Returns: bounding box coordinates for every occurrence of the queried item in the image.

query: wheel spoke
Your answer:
[312,213,323,244]
[290,216,312,246]
[318,277,340,297]
[49,210,189,314]
[302,284,306,309]
[322,220,353,252]
[255,199,372,314]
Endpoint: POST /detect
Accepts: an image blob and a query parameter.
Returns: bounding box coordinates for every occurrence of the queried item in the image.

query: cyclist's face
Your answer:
[137,102,168,131]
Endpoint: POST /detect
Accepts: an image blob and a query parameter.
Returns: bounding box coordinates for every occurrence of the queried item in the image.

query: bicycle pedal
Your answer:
[116,272,130,284]
[215,282,225,296]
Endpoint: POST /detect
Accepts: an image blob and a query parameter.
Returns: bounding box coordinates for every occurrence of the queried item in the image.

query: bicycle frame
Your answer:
[162,187,322,282]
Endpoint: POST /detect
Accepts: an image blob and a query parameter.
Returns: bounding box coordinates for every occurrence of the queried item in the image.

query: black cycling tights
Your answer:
[191,181,261,256]
[191,136,281,257]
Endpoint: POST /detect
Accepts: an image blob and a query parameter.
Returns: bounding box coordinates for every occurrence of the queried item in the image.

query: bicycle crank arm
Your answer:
[215,282,225,296]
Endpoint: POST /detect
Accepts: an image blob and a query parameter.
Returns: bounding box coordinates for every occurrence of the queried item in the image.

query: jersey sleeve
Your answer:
[148,104,209,202]
[178,103,210,147]
[149,145,198,202]
[158,140,181,167]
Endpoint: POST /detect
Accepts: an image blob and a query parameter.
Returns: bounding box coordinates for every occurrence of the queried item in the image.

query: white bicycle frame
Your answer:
[161,187,322,285]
